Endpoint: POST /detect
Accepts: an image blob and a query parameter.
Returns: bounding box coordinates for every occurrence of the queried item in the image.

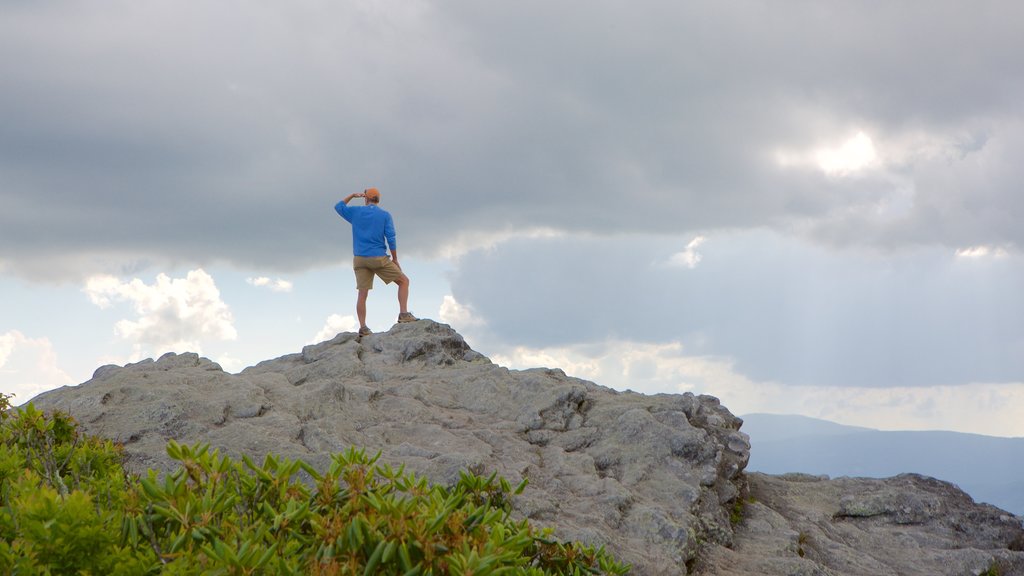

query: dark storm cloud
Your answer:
[450,231,1024,388]
[2,1,1022,280]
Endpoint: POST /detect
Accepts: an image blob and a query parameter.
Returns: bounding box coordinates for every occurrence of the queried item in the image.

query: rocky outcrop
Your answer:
[699,473,1024,576]
[31,320,750,574]
[28,320,1024,574]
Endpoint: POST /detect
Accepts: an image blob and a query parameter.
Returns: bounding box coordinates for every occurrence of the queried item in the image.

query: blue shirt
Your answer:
[335,201,397,257]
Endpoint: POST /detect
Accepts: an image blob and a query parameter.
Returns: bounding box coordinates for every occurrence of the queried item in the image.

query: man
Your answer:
[335,187,417,336]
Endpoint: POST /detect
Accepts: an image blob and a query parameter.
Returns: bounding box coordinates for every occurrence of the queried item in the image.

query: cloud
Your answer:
[451,230,1024,389]
[667,236,706,269]
[4,0,1024,439]
[817,132,878,176]
[491,338,748,398]
[82,269,236,357]
[2,2,1023,280]
[0,331,75,403]
[955,245,1010,259]
[438,295,484,329]
[214,354,245,374]
[731,381,1024,438]
[487,336,1024,437]
[310,314,359,344]
[0,334,12,368]
[777,131,879,177]
[437,227,566,261]
[247,276,294,292]
[492,346,603,384]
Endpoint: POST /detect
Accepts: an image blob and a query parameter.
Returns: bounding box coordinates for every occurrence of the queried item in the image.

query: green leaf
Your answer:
[363,539,387,575]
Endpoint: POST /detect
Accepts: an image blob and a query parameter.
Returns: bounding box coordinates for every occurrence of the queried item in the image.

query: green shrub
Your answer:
[0,392,629,574]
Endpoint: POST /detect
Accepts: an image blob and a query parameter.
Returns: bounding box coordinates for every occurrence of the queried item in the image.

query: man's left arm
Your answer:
[385,213,398,265]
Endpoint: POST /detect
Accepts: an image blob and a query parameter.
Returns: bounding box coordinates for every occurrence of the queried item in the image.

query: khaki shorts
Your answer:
[353,256,403,290]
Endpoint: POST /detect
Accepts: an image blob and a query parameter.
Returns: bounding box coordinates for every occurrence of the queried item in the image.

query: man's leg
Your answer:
[395,273,410,315]
[353,258,374,331]
[377,258,416,322]
[356,288,369,328]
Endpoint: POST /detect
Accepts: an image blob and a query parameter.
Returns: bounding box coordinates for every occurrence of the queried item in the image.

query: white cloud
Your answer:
[487,338,1024,438]
[452,229,1024,389]
[816,131,878,176]
[491,347,603,383]
[438,295,485,329]
[667,236,707,269]
[94,353,132,370]
[0,333,13,368]
[246,276,293,292]
[82,269,237,357]
[214,354,245,374]
[492,339,746,397]
[310,314,359,344]
[728,381,1024,438]
[437,227,567,260]
[0,331,75,404]
[775,131,880,177]
[955,245,1010,259]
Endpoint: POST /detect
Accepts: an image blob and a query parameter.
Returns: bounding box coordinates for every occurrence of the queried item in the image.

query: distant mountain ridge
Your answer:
[741,413,1024,516]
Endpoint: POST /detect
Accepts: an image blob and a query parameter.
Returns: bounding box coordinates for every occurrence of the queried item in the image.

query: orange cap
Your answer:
[364,187,380,201]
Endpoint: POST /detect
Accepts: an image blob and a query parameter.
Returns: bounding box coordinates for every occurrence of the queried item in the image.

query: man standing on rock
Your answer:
[335,187,417,336]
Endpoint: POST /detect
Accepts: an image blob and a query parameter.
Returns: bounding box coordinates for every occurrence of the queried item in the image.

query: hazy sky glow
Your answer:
[2,1,1022,437]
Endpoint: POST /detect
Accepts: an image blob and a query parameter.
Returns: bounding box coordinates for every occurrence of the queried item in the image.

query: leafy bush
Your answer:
[0,392,629,574]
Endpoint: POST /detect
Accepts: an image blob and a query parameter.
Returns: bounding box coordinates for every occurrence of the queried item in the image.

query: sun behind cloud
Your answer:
[776,131,880,177]
[816,131,878,176]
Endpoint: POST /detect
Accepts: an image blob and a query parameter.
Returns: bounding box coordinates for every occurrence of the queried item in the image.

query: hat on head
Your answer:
[364,187,380,201]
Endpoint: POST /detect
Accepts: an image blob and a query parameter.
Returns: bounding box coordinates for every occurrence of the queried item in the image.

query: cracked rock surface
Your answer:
[29,320,1024,575]
[698,473,1024,576]
[31,320,749,574]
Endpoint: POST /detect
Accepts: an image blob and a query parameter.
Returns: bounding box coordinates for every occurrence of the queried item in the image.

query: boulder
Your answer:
[31,320,749,574]
[29,320,1024,574]
[698,472,1024,576]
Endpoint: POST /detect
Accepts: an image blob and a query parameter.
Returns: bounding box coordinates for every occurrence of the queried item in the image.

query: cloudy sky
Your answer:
[2,1,1022,437]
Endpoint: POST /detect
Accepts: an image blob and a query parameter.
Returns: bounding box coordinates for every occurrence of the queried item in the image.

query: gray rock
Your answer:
[29,320,748,575]
[698,473,1024,576]
[27,320,1024,575]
